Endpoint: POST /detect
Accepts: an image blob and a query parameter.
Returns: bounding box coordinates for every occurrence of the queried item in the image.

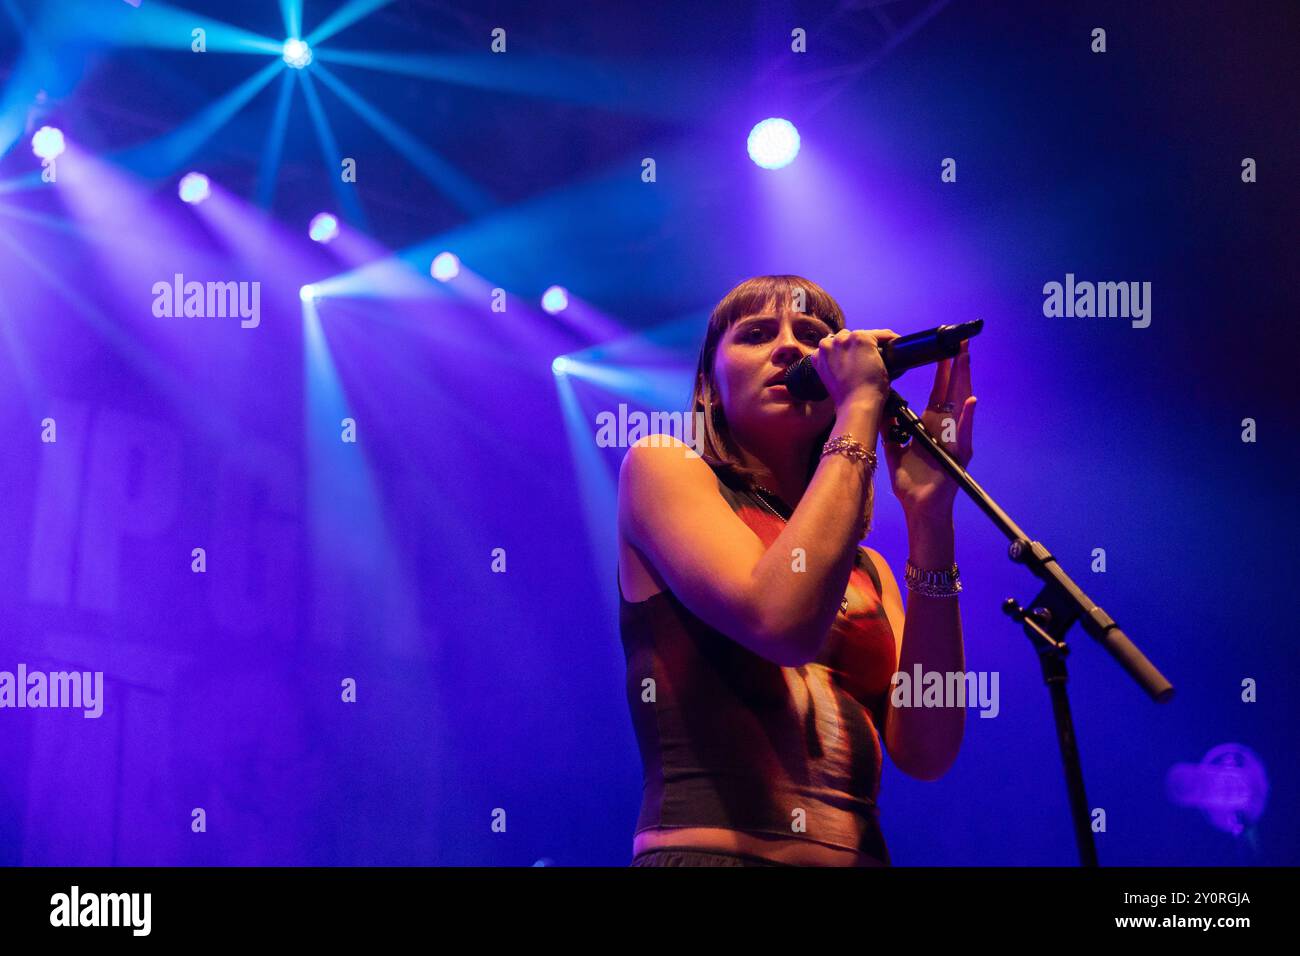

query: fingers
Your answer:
[819,328,890,349]
[957,395,976,464]
[946,339,972,408]
[927,357,953,409]
[830,329,899,345]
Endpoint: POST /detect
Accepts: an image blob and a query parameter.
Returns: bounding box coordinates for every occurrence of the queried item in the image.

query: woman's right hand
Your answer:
[809,328,899,411]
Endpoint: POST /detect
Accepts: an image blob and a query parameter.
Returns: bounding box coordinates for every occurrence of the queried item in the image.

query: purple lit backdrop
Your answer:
[0,1,1295,865]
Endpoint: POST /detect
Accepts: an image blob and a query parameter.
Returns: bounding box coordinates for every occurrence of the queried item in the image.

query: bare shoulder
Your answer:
[623,432,705,460]
[618,434,711,539]
[618,434,712,500]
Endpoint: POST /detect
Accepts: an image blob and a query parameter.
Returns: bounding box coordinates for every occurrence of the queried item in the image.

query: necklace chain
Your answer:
[750,483,849,615]
[751,484,787,520]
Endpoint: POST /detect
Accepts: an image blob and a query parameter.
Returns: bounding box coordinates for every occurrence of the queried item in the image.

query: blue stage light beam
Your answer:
[311,48,711,120]
[558,312,715,411]
[549,355,693,413]
[552,340,714,634]
[82,0,281,54]
[256,70,296,208]
[566,311,710,367]
[0,171,48,195]
[0,223,245,449]
[279,0,302,40]
[301,293,418,657]
[0,289,42,416]
[0,227,130,351]
[539,293,647,347]
[306,255,438,301]
[312,64,495,217]
[304,0,394,47]
[312,143,691,306]
[0,26,61,159]
[297,70,367,228]
[553,370,621,629]
[0,201,83,236]
[113,59,284,179]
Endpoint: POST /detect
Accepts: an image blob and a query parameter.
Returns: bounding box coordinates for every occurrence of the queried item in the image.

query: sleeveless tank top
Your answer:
[618,461,897,863]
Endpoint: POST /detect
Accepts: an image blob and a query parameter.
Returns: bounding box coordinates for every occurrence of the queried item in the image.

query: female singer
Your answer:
[618,275,975,866]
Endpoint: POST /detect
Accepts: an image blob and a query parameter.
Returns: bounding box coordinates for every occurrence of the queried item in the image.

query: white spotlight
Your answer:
[747,118,801,169]
[283,38,312,69]
[299,284,317,302]
[541,285,569,315]
[309,213,339,243]
[430,252,460,282]
[31,126,65,160]
[178,172,211,204]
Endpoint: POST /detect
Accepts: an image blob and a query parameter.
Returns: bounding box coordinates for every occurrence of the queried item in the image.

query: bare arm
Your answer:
[871,520,967,781]
[618,399,885,667]
[747,399,886,662]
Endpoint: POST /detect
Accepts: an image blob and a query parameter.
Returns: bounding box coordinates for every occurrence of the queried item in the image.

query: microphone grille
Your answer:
[784,354,828,401]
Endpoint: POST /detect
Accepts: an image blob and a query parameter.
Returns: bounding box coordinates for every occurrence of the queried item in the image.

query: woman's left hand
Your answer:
[880,339,976,520]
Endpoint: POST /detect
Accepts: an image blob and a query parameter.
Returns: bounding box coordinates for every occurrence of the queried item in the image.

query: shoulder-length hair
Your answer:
[688,275,875,538]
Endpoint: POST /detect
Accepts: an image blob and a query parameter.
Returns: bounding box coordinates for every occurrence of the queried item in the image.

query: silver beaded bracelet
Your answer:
[903,558,962,597]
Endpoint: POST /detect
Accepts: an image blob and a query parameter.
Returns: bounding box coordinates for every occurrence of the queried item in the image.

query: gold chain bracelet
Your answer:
[821,434,877,473]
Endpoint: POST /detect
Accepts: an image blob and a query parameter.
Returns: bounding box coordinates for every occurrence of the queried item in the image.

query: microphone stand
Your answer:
[883,387,1174,867]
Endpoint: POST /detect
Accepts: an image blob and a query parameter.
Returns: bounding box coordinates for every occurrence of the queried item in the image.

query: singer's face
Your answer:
[713,303,836,434]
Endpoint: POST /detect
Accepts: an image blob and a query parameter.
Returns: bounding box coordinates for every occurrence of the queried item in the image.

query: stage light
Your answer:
[430,252,460,282]
[178,172,211,204]
[541,285,569,315]
[31,126,65,161]
[747,118,800,169]
[552,356,570,375]
[309,212,339,243]
[282,38,313,69]
[300,284,317,302]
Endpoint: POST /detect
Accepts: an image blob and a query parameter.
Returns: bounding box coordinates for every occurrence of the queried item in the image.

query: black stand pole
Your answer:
[883,386,1174,867]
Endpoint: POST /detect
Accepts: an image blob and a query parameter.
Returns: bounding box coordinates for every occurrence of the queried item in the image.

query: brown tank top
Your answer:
[619,461,896,863]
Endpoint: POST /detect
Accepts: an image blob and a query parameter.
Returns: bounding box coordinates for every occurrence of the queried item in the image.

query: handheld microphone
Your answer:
[782,319,984,401]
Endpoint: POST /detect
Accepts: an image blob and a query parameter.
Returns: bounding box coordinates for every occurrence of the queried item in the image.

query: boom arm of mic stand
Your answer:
[882,388,1174,702]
